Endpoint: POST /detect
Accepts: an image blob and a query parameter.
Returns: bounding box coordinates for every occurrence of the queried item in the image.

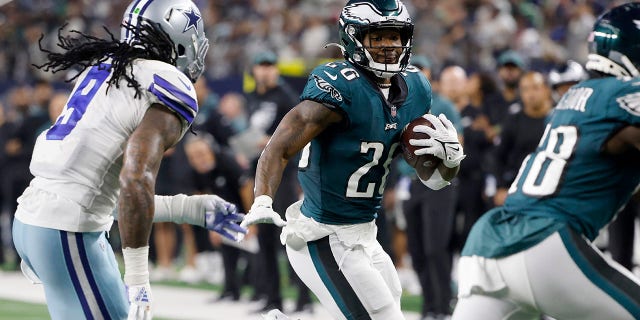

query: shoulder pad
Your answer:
[140,60,199,125]
[301,61,359,108]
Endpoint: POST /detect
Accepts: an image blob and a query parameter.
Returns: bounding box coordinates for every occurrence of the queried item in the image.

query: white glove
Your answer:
[240,195,287,228]
[204,198,247,242]
[123,247,152,320]
[127,283,152,320]
[410,113,466,168]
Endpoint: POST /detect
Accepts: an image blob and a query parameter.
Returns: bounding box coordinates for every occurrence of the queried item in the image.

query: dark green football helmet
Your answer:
[338,0,414,78]
[586,2,640,77]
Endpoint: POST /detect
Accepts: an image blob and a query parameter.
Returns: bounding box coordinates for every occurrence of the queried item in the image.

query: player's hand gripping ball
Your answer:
[401,115,442,175]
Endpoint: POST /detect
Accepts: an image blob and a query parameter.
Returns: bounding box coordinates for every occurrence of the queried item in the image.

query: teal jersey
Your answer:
[297,61,432,224]
[463,76,640,258]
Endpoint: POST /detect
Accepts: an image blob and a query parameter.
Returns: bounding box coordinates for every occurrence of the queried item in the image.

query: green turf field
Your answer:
[0,252,426,318]
[0,289,423,319]
[0,299,49,320]
[0,299,174,320]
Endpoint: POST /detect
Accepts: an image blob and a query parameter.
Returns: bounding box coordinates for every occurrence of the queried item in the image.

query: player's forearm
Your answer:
[437,162,459,181]
[118,177,155,249]
[254,147,288,198]
[253,108,318,198]
[240,179,255,212]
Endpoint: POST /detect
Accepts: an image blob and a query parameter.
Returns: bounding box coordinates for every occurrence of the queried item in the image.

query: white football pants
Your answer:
[286,233,403,320]
[453,227,640,320]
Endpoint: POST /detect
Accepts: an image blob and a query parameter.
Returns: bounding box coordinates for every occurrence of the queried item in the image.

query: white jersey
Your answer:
[15,59,198,232]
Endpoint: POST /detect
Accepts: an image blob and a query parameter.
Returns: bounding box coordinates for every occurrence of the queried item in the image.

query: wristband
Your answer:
[252,195,273,208]
[122,246,149,286]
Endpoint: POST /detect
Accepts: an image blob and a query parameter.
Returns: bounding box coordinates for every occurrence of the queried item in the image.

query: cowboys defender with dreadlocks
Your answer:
[12,1,246,319]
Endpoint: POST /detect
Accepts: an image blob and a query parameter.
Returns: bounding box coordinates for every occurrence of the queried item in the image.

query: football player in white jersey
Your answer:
[11,1,246,319]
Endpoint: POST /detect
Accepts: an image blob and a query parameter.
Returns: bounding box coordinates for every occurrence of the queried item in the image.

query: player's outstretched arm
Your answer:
[114,193,247,241]
[118,103,182,320]
[241,100,342,228]
[153,194,246,241]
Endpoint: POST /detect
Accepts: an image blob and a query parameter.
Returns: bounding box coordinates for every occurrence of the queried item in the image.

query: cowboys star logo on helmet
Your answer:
[181,7,201,32]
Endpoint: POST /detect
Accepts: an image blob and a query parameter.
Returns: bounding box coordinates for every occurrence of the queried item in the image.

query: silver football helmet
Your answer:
[548,60,588,89]
[121,0,209,82]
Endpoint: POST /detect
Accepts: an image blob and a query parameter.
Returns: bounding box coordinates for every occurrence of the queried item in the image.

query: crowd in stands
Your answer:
[0,0,637,317]
[0,0,617,85]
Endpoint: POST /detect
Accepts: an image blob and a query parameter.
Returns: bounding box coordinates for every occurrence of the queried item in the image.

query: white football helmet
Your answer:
[121,0,209,82]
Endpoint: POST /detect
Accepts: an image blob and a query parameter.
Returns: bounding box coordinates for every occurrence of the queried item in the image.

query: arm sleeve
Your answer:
[153,194,205,226]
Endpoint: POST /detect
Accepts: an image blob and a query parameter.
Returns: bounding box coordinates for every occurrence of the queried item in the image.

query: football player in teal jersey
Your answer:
[452,3,640,320]
[240,0,465,318]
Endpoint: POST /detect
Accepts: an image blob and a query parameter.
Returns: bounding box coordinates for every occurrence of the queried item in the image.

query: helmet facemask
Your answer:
[177,33,209,82]
[585,52,640,78]
[345,21,413,78]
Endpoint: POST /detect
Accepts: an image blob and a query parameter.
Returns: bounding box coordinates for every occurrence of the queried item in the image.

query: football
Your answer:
[401,115,442,172]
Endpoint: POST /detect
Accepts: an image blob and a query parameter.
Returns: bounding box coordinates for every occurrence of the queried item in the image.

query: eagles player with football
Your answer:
[452,3,640,320]
[11,1,246,319]
[240,0,465,319]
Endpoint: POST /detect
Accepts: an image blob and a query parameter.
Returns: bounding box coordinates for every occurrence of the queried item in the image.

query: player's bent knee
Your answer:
[452,294,539,320]
[368,300,404,320]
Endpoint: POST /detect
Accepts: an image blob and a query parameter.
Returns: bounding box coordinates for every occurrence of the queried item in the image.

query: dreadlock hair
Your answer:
[34,20,177,98]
